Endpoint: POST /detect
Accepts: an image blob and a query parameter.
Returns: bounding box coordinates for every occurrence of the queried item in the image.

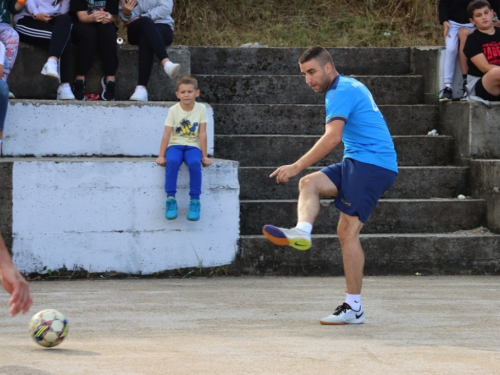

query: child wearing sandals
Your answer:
[156,75,212,221]
[119,0,180,101]
[14,0,74,100]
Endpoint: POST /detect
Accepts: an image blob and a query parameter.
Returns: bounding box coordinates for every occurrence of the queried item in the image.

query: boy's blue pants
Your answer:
[165,145,202,200]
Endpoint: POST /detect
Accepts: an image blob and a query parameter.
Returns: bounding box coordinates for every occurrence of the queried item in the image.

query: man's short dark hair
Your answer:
[176,75,199,90]
[298,46,335,70]
[467,0,492,18]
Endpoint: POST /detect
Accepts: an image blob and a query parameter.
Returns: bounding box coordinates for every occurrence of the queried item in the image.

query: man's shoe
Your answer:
[101,77,116,101]
[165,198,178,220]
[439,87,453,102]
[73,80,86,100]
[130,86,148,101]
[262,225,311,250]
[187,199,200,221]
[41,58,59,80]
[164,61,181,79]
[56,83,75,100]
[320,303,365,325]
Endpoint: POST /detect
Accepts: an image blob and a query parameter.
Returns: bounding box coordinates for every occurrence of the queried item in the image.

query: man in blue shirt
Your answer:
[263,46,398,325]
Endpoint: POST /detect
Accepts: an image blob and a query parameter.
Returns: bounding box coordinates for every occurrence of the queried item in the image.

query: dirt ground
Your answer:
[0,276,499,375]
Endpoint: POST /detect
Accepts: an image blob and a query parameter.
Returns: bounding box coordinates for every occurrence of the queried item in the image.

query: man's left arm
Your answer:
[270,119,344,183]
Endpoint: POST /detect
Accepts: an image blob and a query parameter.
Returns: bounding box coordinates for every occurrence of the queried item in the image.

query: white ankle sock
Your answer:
[295,222,312,234]
[445,83,452,89]
[345,293,361,311]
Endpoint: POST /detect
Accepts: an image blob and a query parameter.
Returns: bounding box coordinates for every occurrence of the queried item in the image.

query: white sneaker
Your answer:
[320,303,365,325]
[56,83,75,100]
[262,225,311,250]
[41,58,59,80]
[8,92,14,99]
[164,61,181,79]
[130,86,148,101]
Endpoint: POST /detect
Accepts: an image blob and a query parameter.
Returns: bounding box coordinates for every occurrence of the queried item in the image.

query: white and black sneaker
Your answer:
[320,303,365,325]
[439,87,453,102]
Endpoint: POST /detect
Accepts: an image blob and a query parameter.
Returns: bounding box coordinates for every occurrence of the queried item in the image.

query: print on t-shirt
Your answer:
[483,41,500,65]
[87,0,107,13]
[175,118,199,137]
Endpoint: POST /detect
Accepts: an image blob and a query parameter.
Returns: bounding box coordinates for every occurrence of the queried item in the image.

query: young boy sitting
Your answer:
[463,0,500,104]
[156,75,212,221]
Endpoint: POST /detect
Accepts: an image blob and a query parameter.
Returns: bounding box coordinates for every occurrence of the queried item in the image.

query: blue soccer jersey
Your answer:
[325,75,398,173]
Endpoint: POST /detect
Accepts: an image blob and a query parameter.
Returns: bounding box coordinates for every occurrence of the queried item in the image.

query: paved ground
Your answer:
[0,276,499,375]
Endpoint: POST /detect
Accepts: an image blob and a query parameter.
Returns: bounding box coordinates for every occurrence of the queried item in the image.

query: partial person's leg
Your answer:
[96,23,118,100]
[479,67,500,97]
[49,14,72,83]
[458,26,474,98]
[0,24,19,82]
[184,146,202,221]
[0,80,9,155]
[165,146,184,197]
[337,213,365,295]
[443,22,460,86]
[72,22,97,80]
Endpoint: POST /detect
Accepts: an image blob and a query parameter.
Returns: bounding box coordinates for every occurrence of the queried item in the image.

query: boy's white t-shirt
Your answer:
[164,102,208,149]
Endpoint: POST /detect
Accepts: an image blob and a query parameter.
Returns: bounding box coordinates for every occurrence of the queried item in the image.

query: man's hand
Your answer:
[270,164,300,184]
[443,21,451,38]
[0,264,32,316]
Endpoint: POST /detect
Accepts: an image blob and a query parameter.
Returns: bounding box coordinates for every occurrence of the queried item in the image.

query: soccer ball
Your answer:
[29,309,69,348]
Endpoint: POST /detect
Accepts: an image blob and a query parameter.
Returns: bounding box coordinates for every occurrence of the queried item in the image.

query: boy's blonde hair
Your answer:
[176,75,199,90]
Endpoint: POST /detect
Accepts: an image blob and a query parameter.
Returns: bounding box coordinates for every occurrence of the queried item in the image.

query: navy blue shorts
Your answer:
[320,158,397,223]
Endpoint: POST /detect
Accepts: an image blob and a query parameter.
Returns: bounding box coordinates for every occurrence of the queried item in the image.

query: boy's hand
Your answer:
[156,156,166,166]
[443,21,451,38]
[0,265,32,316]
[201,157,212,167]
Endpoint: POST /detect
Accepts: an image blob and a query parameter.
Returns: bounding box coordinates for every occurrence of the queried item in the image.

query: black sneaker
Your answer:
[439,87,453,102]
[101,77,116,101]
[73,79,86,100]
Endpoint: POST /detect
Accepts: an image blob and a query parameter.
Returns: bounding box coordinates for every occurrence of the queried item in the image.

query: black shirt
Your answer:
[70,0,118,16]
[438,0,500,24]
[464,27,500,77]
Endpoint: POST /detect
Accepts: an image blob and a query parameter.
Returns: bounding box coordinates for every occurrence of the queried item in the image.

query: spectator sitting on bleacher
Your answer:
[69,0,119,101]
[0,0,26,99]
[438,0,500,102]
[463,0,500,104]
[119,0,180,102]
[13,0,75,100]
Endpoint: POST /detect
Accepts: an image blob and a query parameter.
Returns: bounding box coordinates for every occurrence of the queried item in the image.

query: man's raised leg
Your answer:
[263,172,338,250]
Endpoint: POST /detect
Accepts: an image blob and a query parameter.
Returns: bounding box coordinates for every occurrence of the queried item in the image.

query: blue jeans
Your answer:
[0,80,8,131]
[165,145,202,200]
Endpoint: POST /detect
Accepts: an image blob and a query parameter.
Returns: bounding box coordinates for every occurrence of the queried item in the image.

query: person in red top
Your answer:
[464,0,500,102]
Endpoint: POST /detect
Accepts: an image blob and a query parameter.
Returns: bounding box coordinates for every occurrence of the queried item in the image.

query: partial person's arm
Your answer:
[0,233,32,316]
[198,123,212,167]
[470,53,500,73]
[270,119,345,184]
[156,126,172,166]
[144,0,172,22]
[8,0,26,14]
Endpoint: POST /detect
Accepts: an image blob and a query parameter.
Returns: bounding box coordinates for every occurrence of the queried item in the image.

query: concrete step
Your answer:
[196,75,424,105]
[9,44,191,101]
[239,166,470,200]
[215,135,454,167]
[237,233,500,275]
[189,47,411,76]
[213,104,438,136]
[240,199,486,235]
[2,100,214,157]
[0,157,240,273]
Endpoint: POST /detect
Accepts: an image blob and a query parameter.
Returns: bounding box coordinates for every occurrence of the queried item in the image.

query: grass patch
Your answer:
[166,0,442,47]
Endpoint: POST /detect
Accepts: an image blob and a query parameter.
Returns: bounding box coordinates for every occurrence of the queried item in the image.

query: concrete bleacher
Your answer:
[1,44,500,276]
[0,44,240,274]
